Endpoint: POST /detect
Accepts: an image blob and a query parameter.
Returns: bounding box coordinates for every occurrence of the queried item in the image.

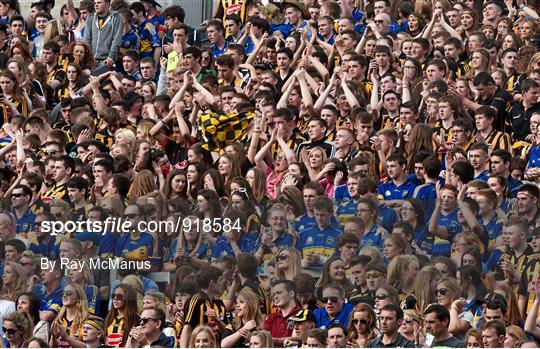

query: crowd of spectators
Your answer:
[0,0,538,347]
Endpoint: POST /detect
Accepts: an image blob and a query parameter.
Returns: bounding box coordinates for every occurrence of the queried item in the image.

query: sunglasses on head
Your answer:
[2,327,18,335]
[112,293,125,301]
[352,319,368,325]
[375,294,389,300]
[322,296,339,303]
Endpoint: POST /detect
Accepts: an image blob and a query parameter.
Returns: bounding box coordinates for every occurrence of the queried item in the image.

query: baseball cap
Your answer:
[289,309,316,323]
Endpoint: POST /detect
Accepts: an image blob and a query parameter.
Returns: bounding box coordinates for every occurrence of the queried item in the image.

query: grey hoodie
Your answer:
[83,11,124,61]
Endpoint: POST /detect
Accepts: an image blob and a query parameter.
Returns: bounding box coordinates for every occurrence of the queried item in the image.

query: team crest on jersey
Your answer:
[385,190,391,197]
[306,236,313,245]
[327,237,335,244]
[145,23,156,35]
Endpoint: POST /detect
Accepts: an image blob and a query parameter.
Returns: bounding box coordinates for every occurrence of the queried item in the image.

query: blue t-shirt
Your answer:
[211,231,258,261]
[378,178,416,200]
[314,302,353,329]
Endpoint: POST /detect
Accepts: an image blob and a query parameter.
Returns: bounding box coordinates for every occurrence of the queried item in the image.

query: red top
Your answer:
[263,306,302,338]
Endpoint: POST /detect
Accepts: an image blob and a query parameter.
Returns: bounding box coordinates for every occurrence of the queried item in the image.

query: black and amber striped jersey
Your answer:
[105,316,126,348]
[183,291,227,330]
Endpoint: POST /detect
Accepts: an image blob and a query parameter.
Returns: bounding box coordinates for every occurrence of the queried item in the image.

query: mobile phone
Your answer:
[425,333,435,347]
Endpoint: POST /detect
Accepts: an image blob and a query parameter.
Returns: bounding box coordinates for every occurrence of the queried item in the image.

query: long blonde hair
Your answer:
[275,247,302,281]
[43,19,63,45]
[189,326,218,348]
[177,215,205,258]
[3,262,26,301]
[233,289,264,330]
[386,255,418,293]
[52,283,89,336]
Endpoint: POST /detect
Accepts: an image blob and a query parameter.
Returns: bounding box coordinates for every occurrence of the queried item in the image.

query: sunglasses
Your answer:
[2,327,17,335]
[112,293,125,301]
[20,261,32,266]
[44,150,59,156]
[436,288,448,296]
[277,255,289,261]
[404,318,415,324]
[322,296,340,303]
[352,319,368,325]
[139,317,158,325]
[62,291,75,297]
[375,294,389,300]
[11,193,24,198]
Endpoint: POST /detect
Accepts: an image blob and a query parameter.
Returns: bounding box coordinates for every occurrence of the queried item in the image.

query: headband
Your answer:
[84,319,104,333]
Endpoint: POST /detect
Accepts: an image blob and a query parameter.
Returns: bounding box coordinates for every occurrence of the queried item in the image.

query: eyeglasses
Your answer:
[322,296,340,303]
[139,317,158,325]
[277,255,289,261]
[436,288,448,296]
[375,294,389,300]
[112,293,125,301]
[62,290,76,297]
[2,327,18,335]
[11,193,24,198]
[374,20,384,24]
[352,319,368,325]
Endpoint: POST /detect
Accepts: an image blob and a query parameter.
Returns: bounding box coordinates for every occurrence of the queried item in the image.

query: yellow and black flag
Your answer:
[199,111,255,151]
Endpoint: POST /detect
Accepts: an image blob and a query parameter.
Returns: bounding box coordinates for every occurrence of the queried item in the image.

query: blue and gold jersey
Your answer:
[362,224,388,249]
[255,232,295,263]
[33,284,62,314]
[336,198,357,225]
[378,178,417,200]
[121,27,140,51]
[211,231,257,261]
[138,19,160,58]
[115,231,162,267]
[296,225,342,265]
[29,232,62,260]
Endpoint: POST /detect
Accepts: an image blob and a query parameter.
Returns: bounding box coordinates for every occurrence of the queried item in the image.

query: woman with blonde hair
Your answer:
[504,325,526,347]
[249,330,273,347]
[386,255,419,301]
[163,215,211,271]
[67,261,100,315]
[43,19,64,45]
[404,265,441,312]
[518,18,538,46]
[306,147,327,181]
[274,248,302,281]
[275,185,306,218]
[141,81,157,103]
[434,277,460,309]
[3,311,33,348]
[189,325,218,348]
[467,49,490,79]
[451,232,483,266]
[127,170,158,201]
[221,290,264,347]
[347,303,377,347]
[464,328,483,347]
[2,262,26,302]
[114,129,137,154]
[399,309,424,345]
[383,233,410,262]
[50,283,88,347]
